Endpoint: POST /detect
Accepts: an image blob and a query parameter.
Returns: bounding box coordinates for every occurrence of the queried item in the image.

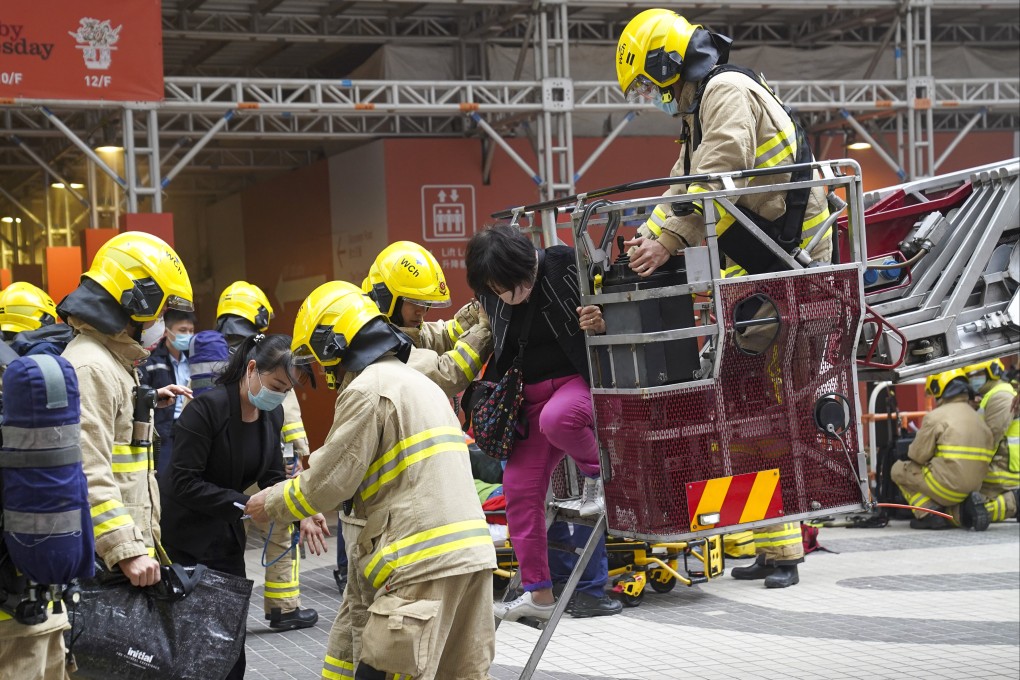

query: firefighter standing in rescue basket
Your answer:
[322,242,493,672]
[208,281,319,631]
[616,8,832,588]
[964,359,1020,522]
[245,281,496,680]
[59,232,195,586]
[891,369,996,530]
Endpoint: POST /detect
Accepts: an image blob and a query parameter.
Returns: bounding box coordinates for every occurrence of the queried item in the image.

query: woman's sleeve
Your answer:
[258,409,288,489]
[169,399,248,520]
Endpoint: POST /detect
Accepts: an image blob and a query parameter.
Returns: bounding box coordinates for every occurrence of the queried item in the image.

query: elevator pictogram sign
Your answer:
[421,185,476,242]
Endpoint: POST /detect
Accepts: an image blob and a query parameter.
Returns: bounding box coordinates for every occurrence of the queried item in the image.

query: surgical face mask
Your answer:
[498,283,533,306]
[969,374,987,392]
[140,318,165,350]
[655,96,679,116]
[169,331,193,352]
[247,368,288,411]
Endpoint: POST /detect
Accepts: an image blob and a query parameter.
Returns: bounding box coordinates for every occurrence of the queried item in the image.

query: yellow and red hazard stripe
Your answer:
[686,469,784,531]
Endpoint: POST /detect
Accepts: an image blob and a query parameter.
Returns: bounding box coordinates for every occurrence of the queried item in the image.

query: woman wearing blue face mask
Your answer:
[138,309,197,477]
[160,333,330,680]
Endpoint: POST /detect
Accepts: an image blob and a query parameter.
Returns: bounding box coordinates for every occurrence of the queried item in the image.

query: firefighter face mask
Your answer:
[140,317,165,350]
[247,365,289,411]
[969,373,987,392]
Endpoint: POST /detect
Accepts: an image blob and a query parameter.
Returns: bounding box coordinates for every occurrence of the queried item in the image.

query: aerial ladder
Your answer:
[488,157,1019,678]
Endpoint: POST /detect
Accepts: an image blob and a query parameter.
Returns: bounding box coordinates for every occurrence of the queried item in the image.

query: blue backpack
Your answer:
[188,330,230,397]
[0,354,94,624]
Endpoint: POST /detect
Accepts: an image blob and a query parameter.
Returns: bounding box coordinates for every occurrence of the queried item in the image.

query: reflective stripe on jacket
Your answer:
[979,381,1020,476]
[641,71,829,263]
[264,356,495,591]
[907,396,997,504]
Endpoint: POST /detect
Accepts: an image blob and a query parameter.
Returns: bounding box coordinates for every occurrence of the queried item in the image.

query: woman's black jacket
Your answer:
[160,383,285,558]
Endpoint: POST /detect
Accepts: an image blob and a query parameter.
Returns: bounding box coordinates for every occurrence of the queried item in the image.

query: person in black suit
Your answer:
[161,333,329,680]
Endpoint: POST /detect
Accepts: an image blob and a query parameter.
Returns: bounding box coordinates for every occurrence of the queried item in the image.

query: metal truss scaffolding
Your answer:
[0,0,1017,244]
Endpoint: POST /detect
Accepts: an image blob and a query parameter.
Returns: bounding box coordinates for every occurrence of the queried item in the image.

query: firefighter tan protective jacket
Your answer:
[265,355,496,591]
[281,389,309,461]
[907,394,996,501]
[62,318,161,570]
[978,381,1020,488]
[641,71,830,264]
[403,300,490,394]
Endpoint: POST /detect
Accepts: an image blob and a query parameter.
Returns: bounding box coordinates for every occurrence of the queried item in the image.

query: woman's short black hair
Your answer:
[217,333,295,386]
[465,224,538,296]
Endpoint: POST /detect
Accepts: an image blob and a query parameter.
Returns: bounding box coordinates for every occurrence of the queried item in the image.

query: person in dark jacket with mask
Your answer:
[160,333,329,680]
[138,309,197,477]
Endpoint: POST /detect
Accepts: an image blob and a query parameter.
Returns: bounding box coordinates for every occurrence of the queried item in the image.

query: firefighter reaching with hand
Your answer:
[615,8,832,588]
[615,8,831,279]
[245,281,496,680]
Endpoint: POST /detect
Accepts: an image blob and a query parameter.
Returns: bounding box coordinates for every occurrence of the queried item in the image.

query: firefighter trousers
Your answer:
[323,519,369,679]
[891,460,970,523]
[753,522,804,565]
[358,570,495,680]
[980,458,1019,522]
[245,483,302,614]
[0,617,70,680]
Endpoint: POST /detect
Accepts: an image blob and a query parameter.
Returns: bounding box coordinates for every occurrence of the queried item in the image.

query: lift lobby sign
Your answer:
[0,0,163,102]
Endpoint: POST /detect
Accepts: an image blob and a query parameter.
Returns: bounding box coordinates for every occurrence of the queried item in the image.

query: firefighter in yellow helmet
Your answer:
[14,233,191,677]
[0,282,74,363]
[615,9,831,279]
[245,281,496,680]
[364,241,491,394]
[890,369,997,530]
[964,359,1020,522]
[209,280,318,631]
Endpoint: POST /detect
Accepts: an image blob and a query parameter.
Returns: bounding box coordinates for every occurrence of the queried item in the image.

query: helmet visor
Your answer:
[292,345,319,366]
[625,75,661,104]
[166,295,194,313]
[403,297,452,310]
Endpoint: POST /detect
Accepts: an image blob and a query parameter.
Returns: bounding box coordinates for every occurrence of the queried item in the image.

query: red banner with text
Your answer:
[0,0,162,102]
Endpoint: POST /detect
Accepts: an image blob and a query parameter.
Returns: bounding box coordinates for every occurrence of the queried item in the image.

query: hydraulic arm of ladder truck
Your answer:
[494,157,1017,542]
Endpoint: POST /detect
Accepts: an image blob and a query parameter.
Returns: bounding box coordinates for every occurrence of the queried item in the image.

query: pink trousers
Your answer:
[502,374,600,590]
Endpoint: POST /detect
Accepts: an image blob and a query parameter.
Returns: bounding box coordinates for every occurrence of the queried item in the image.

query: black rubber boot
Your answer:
[266,606,318,630]
[1015,489,1020,522]
[764,565,799,589]
[333,566,348,595]
[566,591,623,618]
[909,514,952,530]
[960,492,990,532]
[354,663,386,680]
[730,553,775,580]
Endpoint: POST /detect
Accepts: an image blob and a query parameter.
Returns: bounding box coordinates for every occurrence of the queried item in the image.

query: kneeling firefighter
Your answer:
[891,369,996,530]
[58,231,195,587]
[245,281,496,680]
[204,280,318,631]
[965,360,1020,522]
[0,354,93,679]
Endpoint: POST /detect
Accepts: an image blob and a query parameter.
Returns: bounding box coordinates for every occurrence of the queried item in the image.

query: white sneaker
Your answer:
[554,477,605,517]
[493,591,556,622]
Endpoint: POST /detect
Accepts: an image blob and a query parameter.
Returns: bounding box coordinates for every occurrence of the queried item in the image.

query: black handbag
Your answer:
[467,253,544,461]
[66,560,253,680]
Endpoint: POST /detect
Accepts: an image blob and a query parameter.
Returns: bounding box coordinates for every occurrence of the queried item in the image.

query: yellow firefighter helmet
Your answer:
[217,281,274,332]
[962,358,1006,381]
[84,232,193,323]
[291,281,384,368]
[363,241,452,320]
[616,9,731,106]
[926,368,969,399]
[0,282,57,333]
